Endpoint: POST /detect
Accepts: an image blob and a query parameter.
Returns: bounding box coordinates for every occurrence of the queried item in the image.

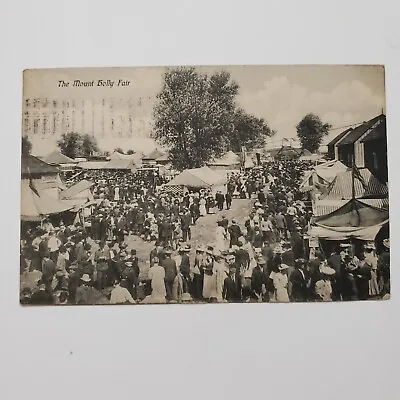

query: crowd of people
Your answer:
[20,159,391,305]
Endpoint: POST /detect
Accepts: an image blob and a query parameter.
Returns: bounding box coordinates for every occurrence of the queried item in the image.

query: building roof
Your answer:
[21,154,60,176]
[338,114,385,146]
[43,150,76,165]
[313,198,389,217]
[326,127,354,147]
[60,180,94,200]
[360,118,387,143]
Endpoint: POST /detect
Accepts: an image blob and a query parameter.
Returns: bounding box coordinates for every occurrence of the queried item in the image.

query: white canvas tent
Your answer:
[208,151,241,170]
[300,160,348,191]
[165,166,226,192]
[21,180,73,222]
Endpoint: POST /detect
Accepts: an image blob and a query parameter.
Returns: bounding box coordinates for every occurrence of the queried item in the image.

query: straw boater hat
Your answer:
[196,245,206,253]
[319,265,336,276]
[164,248,173,255]
[278,264,289,271]
[181,292,192,302]
[364,242,375,251]
[340,243,352,249]
[213,249,222,258]
[81,274,91,283]
[383,239,390,249]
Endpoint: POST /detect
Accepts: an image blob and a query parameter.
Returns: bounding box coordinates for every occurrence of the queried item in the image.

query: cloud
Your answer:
[237,76,385,139]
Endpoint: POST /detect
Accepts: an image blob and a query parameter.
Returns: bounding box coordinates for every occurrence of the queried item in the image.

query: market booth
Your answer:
[163,166,226,195]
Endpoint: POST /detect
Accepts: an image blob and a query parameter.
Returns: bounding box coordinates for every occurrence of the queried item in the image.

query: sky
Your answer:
[23,65,385,155]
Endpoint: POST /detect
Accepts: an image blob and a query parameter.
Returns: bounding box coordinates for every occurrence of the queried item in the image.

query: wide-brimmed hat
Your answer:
[180,244,191,252]
[278,264,289,270]
[340,243,352,249]
[213,249,222,258]
[383,238,390,249]
[196,245,206,252]
[181,293,192,302]
[295,258,306,266]
[81,274,91,283]
[320,265,336,276]
[364,242,375,251]
[164,248,173,254]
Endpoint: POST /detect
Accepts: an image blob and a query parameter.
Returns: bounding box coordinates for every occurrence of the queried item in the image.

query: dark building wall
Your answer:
[337,144,354,167]
[364,139,388,183]
[327,144,335,160]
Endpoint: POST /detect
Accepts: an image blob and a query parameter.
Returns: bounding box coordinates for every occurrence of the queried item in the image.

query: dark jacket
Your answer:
[162,258,177,282]
[223,275,241,302]
[289,268,308,301]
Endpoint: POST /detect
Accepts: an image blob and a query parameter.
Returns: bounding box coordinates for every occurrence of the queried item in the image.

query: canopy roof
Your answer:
[315,198,389,228]
[209,151,241,166]
[43,150,76,165]
[21,180,72,221]
[308,223,388,241]
[313,198,389,217]
[106,159,136,170]
[60,180,94,200]
[165,166,226,188]
[321,167,388,200]
[21,154,59,177]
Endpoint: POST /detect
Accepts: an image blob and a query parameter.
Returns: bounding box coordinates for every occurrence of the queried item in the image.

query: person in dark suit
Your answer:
[161,249,177,301]
[251,256,268,301]
[289,258,308,302]
[225,192,233,210]
[215,191,225,211]
[223,264,241,302]
[356,261,372,300]
[257,190,266,205]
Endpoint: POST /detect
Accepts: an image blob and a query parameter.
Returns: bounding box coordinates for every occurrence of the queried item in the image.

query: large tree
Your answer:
[57,132,99,159]
[296,114,332,153]
[153,67,273,170]
[230,108,275,153]
[21,136,32,156]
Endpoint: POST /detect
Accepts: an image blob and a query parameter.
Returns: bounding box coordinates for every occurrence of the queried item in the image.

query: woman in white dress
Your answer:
[213,250,228,302]
[199,197,207,217]
[202,248,217,300]
[315,265,335,302]
[214,222,226,252]
[145,257,166,304]
[114,186,120,202]
[272,264,290,302]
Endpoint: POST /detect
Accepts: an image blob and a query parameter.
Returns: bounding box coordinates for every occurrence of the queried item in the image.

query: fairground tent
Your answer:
[60,179,94,211]
[300,160,348,191]
[320,167,388,200]
[309,198,389,241]
[165,166,226,189]
[43,150,76,165]
[21,180,73,221]
[208,151,241,169]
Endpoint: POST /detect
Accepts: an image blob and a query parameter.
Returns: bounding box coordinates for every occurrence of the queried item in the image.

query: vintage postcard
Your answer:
[20,65,389,306]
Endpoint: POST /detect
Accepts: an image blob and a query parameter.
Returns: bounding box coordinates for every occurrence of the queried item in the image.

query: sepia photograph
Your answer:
[20,65,390,306]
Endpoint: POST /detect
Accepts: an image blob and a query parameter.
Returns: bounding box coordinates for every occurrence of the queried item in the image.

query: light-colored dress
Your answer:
[202,258,217,299]
[148,265,166,302]
[273,272,290,302]
[315,279,332,302]
[199,198,207,216]
[114,187,120,201]
[215,226,226,252]
[214,260,228,302]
